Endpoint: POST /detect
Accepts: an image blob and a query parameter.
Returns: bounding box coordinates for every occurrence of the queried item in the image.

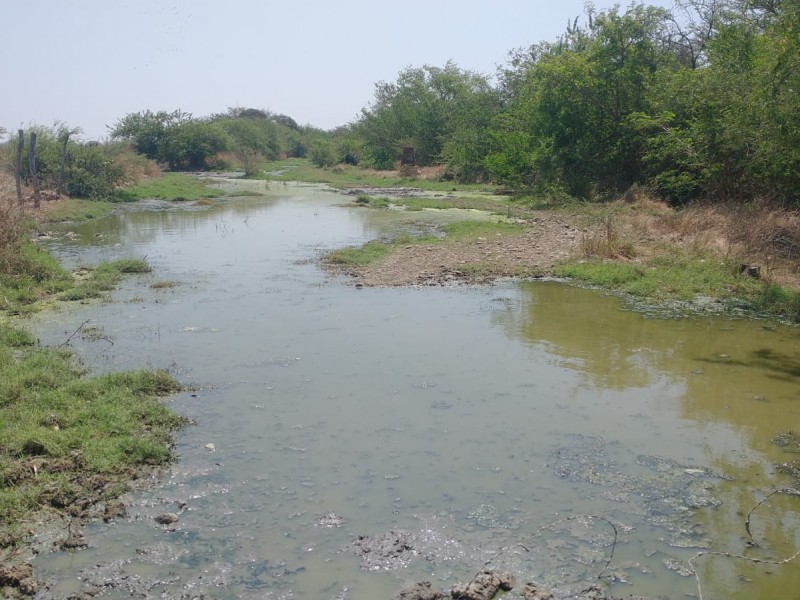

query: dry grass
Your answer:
[0,172,22,251]
[581,192,800,290]
[580,215,636,259]
[108,144,162,184]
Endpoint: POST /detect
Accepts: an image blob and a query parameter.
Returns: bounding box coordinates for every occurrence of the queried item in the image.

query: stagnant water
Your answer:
[28,181,800,599]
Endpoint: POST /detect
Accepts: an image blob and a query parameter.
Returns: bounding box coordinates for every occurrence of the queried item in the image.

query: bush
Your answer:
[308,139,337,168]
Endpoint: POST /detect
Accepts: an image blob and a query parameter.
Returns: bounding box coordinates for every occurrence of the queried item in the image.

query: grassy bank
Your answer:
[327,184,800,321]
[1,241,151,316]
[113,172,222,202]
[0,204,186,557]
[0,326,186,546]
[553,196,800,322]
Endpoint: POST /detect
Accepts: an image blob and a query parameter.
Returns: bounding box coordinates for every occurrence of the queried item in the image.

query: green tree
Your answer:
[308,138,337,168]
[111,110,228,170]
[355,62,498,173]
[486,4,672,197]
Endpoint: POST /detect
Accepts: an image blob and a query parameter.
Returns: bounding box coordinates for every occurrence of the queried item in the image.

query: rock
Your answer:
[450,571,515,600]
[392,581,447,600]
[154,513,179,525]
[61,529,88,549]
[523,583,555,600]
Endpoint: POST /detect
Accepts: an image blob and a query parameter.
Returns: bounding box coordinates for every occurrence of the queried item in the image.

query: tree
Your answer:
[355,62,498,173]
[111,110,228,170]
[486,4,672,197]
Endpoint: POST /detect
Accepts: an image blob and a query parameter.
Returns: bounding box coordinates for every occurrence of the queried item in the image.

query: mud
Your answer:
[0,564,38,596]
[392,581,447,600]
[352,530,416,571]
[450,570,515,600]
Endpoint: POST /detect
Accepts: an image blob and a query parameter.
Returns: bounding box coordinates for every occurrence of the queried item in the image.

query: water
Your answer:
[28,181,800,599]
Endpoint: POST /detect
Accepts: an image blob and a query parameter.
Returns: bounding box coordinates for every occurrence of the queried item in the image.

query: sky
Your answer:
[2,0,671,140]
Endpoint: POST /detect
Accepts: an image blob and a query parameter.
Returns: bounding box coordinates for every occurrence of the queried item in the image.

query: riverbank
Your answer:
[306,176,800,322]
[0,194,188,597]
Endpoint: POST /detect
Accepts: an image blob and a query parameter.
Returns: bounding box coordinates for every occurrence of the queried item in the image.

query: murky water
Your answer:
[28,181,800,599]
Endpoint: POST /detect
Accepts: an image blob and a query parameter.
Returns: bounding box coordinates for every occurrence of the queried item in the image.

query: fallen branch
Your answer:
[745,486,800,547]
[59,320,90,347]
[690,487,800,600]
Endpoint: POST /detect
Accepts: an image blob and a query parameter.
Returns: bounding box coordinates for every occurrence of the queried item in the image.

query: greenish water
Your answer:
[29,181,800,599]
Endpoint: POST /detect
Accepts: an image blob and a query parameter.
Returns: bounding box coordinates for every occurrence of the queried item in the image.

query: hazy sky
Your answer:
[3,0,670,140]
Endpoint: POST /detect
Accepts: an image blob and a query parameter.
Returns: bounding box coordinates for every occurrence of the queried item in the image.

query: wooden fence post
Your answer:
[29,132,41,208]
[57,132,70,197]
[15,129,24,206]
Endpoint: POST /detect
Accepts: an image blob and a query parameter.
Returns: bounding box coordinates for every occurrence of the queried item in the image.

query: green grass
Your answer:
[42,199,116,222]
[323,220,522,268]
[0,237,152,315]
[554,256,746,301]
[57,259,151,303]
[324,240,395,266]
[0,330,186,542]
[114,173,223,202]
[0,230,185,547]
[439,220,523,240]
[554,254,800,321]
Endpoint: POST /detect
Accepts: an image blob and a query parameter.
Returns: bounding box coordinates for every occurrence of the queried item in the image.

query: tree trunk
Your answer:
[15,129,24,206]
[29,132,41,209]
[57,132,70,196]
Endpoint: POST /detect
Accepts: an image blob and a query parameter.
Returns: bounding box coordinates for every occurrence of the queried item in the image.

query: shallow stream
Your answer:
[29,181,800,599]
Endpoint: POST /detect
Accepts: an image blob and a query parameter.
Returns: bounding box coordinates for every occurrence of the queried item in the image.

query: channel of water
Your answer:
[28,181,800,599]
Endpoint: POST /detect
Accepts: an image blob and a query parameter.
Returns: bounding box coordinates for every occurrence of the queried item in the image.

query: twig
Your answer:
[59,320,90,347]
[745,487,800,547]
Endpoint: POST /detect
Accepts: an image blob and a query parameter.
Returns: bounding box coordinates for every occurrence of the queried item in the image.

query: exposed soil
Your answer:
[331,213,583,287]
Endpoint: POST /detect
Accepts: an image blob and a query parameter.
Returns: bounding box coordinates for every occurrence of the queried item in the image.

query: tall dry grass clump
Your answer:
[580,215,636,259]
[636,199,800,285]
[107,142,162,184]
[0,173,24,275]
